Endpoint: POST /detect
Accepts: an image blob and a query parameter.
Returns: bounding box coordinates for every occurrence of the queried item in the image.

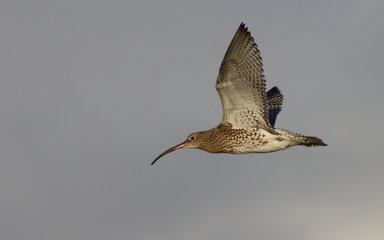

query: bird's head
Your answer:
[151,131,207,165]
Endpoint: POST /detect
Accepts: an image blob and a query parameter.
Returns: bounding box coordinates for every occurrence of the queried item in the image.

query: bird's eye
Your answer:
[189,136,196,141]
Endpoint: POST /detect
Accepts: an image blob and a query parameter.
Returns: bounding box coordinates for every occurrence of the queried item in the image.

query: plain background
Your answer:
[1,0,383,239]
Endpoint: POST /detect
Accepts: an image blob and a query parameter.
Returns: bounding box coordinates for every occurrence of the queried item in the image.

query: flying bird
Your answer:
[152,23,326,165]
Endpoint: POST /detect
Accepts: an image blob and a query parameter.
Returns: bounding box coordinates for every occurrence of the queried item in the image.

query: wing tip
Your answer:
[267,86,283,99]
[267,86,284,128]
[238,22,249,35]
[236,22,260,55]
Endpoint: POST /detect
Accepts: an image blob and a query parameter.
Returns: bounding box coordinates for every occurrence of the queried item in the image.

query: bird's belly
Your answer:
[231,134,293,153]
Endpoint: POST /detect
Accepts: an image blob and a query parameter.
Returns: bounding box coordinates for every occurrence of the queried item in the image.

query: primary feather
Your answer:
[266,86,283,128]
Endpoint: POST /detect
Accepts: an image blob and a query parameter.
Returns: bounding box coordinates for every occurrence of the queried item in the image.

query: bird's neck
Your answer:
[197,125,234,153]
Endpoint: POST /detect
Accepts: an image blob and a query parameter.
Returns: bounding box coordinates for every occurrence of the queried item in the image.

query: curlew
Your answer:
[152,23,326,165]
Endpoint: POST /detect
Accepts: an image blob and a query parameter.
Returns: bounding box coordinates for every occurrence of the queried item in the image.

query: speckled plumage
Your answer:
[152,23,326,165]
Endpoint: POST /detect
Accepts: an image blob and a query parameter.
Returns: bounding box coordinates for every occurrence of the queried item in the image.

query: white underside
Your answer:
[232,129,299,153]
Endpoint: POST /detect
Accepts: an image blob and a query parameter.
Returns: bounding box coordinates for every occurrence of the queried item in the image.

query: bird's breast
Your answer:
[200,126,279,153]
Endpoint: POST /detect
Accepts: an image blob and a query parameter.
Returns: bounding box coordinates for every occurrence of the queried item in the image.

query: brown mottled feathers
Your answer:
[196,123,270,154]
[216,23,271,130]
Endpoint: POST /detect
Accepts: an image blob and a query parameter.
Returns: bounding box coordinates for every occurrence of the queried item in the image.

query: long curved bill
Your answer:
[151,141,187,165]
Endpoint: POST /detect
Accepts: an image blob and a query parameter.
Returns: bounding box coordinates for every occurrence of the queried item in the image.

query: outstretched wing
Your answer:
[216,23,271,130]
[267,86,283,128]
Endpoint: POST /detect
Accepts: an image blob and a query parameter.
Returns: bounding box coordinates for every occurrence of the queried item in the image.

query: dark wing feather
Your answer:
[266,86,283,128]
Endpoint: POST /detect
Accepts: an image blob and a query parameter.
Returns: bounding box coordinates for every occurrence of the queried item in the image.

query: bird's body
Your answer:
[179,124,322,154]
[152,23,326,165]
[192,124,287,154]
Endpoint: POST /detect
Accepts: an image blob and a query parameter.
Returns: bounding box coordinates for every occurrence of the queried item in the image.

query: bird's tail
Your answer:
[299,136,327,147]
[275,129,327,147]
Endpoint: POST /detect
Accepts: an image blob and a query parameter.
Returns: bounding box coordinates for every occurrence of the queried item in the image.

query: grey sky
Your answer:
[1,0,383,239]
